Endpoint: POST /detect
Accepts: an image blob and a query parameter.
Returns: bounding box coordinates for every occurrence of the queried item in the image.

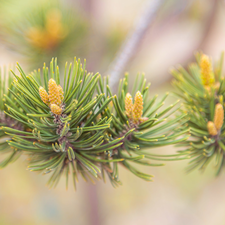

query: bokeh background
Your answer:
[0,0,225,224]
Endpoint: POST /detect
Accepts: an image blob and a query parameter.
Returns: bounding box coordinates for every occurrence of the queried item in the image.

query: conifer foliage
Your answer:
[0,58,187,189]
[172,52,225,174]
[0,1,88,69]
[0,67,24,168]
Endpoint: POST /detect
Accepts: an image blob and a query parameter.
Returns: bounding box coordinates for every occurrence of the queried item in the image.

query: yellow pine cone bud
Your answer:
[125,93,133,118]
[50,104,62,115]
[48,78,61,106]
[207,121,218,136]
[132,91,143,123]
[39,86,50,105]
[214,103,224,131]
[200,54,215,86]
[58,85,64,101]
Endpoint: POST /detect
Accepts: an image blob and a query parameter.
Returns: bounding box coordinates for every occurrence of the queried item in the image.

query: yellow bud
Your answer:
[132,91,143,123]
[200,54,215,86]
[50,104,62,115]
[58,85,64,101]
[214,103,224,131]
[207,121,217,136]
[125,93,133,118]
[39,86,50,105]
[48,78,61,106]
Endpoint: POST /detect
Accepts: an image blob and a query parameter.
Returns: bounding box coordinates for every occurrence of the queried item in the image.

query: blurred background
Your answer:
[1,0,225,224]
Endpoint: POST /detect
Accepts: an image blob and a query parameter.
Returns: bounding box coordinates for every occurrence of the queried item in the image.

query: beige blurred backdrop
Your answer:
[1,0,225,225]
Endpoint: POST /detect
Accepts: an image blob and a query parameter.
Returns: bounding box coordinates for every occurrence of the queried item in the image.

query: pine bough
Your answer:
[0,58,188,189]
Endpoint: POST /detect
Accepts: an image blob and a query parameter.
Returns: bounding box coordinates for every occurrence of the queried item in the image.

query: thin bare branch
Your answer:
[181,0,219,68]
[107,0,167,91]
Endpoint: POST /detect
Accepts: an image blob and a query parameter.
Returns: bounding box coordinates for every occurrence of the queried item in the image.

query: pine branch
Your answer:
[0,0,88,70]
[172,52,225,175]
[0,66,24,168]
[0,58,187,189]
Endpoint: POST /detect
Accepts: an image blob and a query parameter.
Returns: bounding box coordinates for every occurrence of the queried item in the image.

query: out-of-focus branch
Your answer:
[107,0,167,91]
[181,0,219,67]
[78,0,96,18]
[86,184,101,225]
[147,0,194,43]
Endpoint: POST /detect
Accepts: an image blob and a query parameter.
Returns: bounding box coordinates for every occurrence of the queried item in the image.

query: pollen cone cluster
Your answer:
[125,91,145,124]
[200,54,215,88]
[207,103,224,136]
[207,121,218,136]
[39,87,50,105]
[50,104,62,115]
[214,103,224,130]
[26,9,67,50]
[39,78,64,115]
[58,85,64,102]
[48,78,62,106]
[125,93,133,118]
[133,91,143,123]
